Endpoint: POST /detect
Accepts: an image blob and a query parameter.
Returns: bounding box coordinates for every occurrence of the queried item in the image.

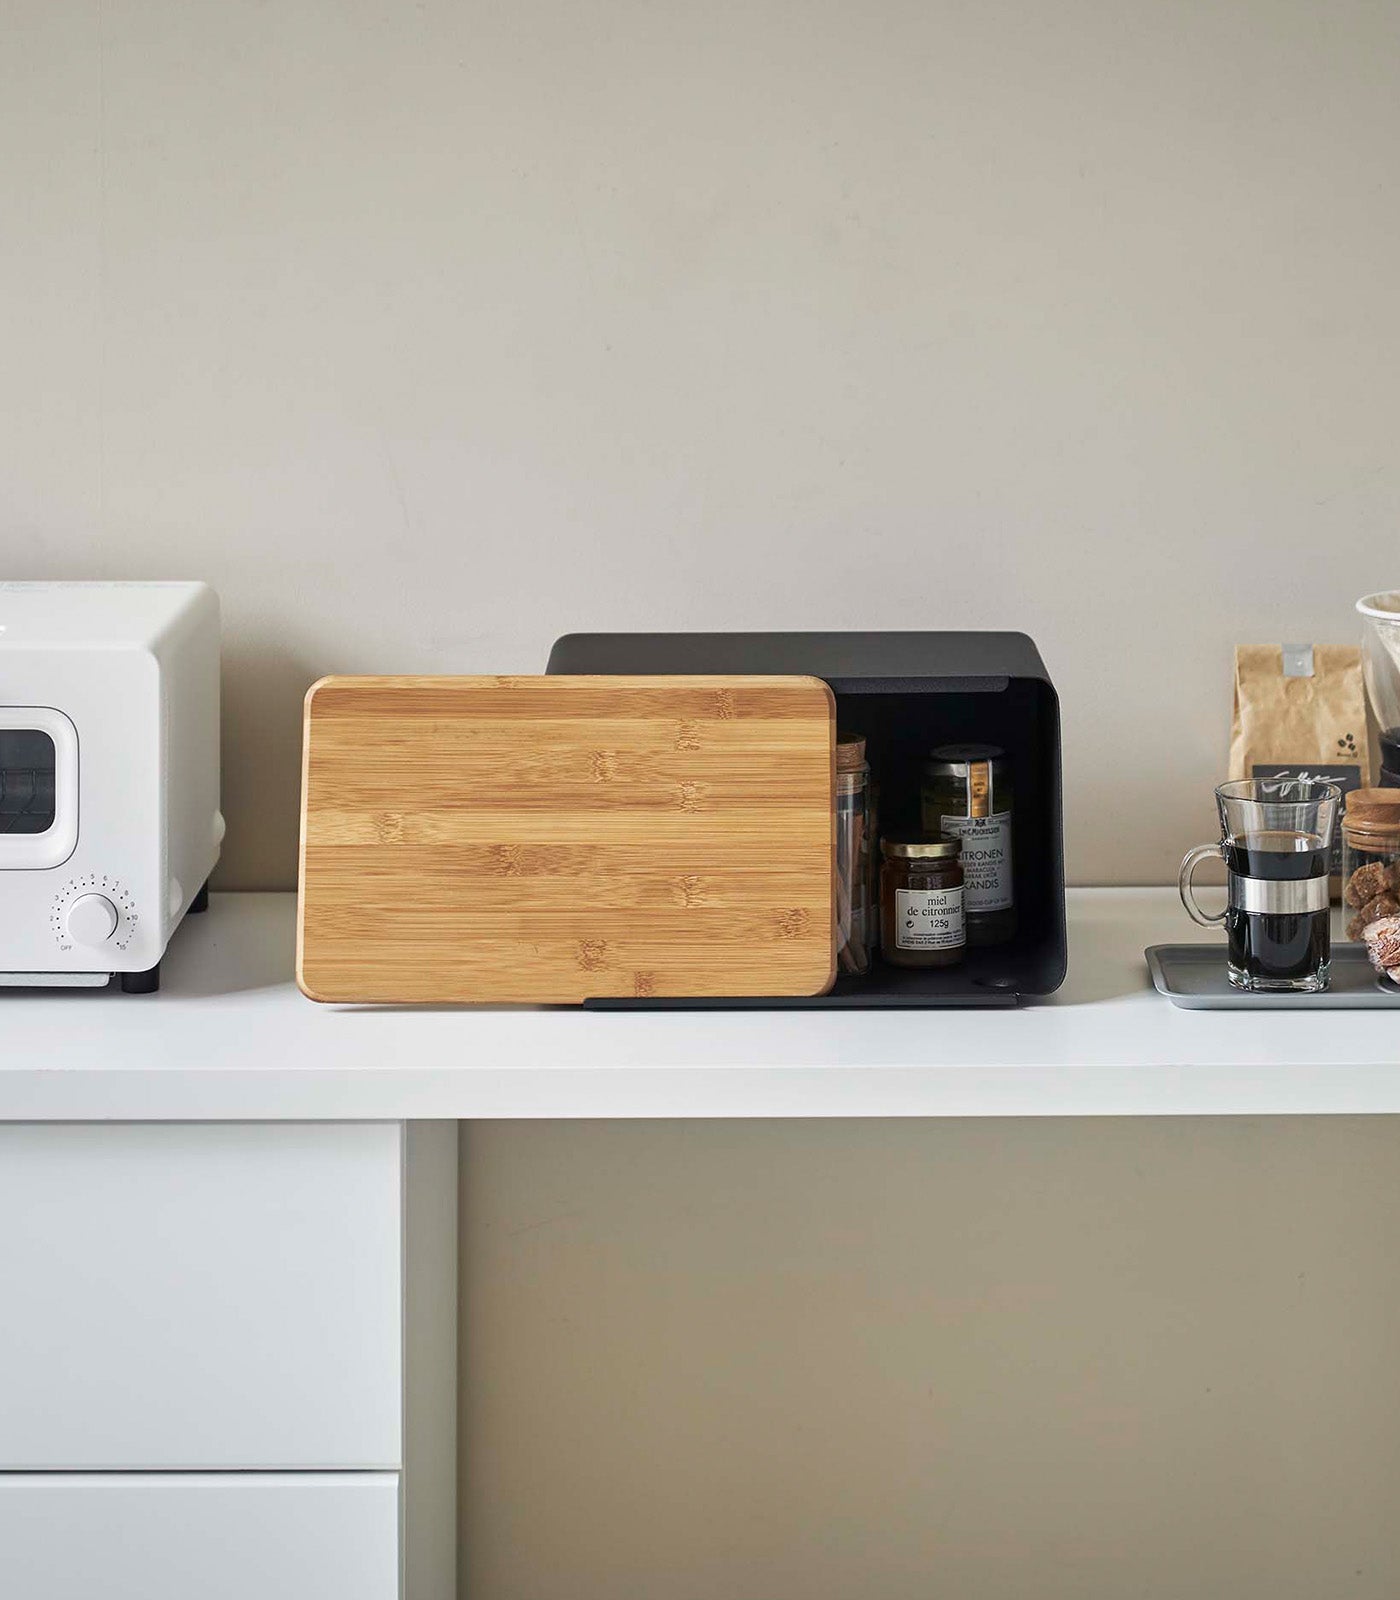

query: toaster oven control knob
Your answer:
[66,893,120,946]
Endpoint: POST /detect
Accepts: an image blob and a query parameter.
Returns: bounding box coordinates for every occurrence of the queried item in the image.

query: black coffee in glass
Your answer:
[1221,830,1329,988]
[1182,780,1340,994]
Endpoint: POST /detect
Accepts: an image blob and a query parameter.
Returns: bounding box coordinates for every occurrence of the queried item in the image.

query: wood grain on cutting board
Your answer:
[298,675,836,1003]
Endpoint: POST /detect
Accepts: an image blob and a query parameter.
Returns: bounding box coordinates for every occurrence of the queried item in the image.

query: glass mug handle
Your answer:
[1179,843,1227,927]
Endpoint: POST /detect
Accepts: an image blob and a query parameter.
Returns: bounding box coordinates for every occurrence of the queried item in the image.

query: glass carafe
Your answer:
[1358,592,1400,785]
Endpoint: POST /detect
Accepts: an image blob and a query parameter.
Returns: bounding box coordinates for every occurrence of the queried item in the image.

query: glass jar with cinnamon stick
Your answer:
[835,733,872,976]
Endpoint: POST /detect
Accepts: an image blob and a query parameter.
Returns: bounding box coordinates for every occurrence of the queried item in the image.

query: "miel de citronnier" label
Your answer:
[894,885,965,951]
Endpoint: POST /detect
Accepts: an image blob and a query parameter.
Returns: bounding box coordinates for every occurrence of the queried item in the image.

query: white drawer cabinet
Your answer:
[0,1119,457,1600]
[0,1122,401,1469]
[0,1473,399,1600]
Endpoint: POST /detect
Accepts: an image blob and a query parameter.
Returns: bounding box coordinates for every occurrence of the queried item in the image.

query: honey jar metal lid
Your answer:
[881,835,960,860]
[925,743,1005,773]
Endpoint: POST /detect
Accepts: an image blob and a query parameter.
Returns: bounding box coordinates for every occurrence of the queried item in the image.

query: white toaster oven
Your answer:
[0,582,223,991]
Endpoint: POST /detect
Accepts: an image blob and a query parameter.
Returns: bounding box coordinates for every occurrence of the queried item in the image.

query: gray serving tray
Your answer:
[1146,943,1400,1009]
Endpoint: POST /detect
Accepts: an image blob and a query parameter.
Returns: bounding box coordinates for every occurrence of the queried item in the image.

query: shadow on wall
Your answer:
[218,636,320,891]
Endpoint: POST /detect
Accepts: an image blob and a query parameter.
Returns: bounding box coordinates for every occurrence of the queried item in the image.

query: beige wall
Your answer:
[7,5,1400,1596]
[462,1117,1400,1599]
[6,0,1400,888]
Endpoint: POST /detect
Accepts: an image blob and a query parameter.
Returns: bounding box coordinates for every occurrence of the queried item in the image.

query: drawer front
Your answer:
[0,1123,401,1468]
[0,1473,399,1600]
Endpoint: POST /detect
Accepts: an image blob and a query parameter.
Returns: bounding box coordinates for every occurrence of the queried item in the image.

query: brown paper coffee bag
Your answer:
[1229,643,1372,888]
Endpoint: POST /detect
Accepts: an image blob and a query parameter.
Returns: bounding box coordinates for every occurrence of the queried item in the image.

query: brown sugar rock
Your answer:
[1345,860,1391,908]
[1362,892,1400,926]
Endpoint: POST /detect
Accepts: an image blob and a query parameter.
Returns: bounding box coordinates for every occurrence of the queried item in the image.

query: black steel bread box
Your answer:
[547,631,1066,1008]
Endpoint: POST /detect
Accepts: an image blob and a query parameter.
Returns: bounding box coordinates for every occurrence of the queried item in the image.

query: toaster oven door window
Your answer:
[1,730,55,833]
[0,709,78,869]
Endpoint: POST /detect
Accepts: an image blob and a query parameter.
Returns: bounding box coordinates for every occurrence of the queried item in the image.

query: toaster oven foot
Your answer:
[189,879,210,914]
[120,963,160,994]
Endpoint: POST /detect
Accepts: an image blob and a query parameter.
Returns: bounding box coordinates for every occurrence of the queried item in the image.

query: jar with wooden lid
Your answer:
[835,734,872,976]
[1341,788,1400,940]
[879,836,965,968]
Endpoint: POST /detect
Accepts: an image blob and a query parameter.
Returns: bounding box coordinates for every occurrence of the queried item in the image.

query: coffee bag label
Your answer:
[937,813,1013,912]
[895,886,964,951]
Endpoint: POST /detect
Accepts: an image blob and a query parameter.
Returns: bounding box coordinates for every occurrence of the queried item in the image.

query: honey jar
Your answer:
[879,836,965,968]
[921,743,1015,946]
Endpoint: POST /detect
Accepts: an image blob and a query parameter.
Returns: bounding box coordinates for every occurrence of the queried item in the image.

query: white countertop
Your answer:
[3,891,1396,1121]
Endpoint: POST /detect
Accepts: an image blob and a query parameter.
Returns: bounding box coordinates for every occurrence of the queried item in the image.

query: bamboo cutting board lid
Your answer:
[298,675,836,1004]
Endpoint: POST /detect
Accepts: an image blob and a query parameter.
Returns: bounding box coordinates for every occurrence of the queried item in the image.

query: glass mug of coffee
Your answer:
[1179,778,1341,993]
